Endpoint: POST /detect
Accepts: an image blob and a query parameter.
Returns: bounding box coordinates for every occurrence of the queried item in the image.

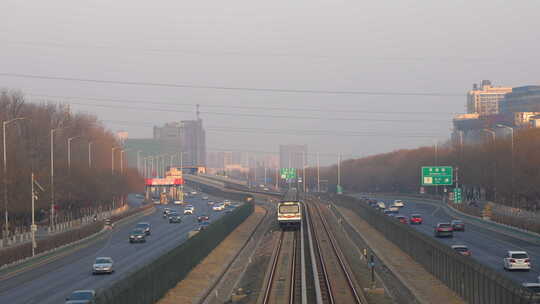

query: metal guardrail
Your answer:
[330,194,538,304]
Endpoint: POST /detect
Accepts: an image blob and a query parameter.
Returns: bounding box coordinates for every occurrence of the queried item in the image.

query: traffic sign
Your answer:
[454,188,462,203]
[421,166,453,186]
[280,168,297,179]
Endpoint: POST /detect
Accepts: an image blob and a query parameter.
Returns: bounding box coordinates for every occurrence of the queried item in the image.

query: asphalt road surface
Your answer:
[0,190,235,304]
[357,195,540,285]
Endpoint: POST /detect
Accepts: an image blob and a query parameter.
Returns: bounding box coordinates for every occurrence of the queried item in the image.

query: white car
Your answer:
[92,257,114,274]
[184,205,195,215]
[504,251,531,270]
[202,196,209,200]
[213,204,224,211]
[207,201,215,205]
[393,200,405,208]
[174,200,183,205]
[388,206,399,212]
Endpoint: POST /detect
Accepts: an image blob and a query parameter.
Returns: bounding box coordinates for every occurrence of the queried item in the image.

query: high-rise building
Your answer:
[467,80,512,116]
[499,86,540,113]
[153,119,206,166]
[279,145,307,169]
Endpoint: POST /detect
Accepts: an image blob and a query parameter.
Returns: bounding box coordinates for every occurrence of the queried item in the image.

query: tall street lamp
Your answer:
[482,129,497,200]
[120,149,130,175]
[50,127,66,228]
[88,141,93,169]
[112,147,119,175]
[67,136,82,174]
[496,124,515,203]
[3,117,27,235]
[137,151,143,174]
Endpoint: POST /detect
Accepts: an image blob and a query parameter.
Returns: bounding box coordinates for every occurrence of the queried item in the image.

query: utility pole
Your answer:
[88,142,93,169]
[112,147,119,175]
[67,136,82,175]
[317,152,320,193]
[3,117,27,235]
[302,151,306,193]
[31,173,44,256]
[180,152,184,204]
[275,166,279,190]
[337,153,341,194]
[137,151,142,174]
[31,172,35,255]
[50,127,63,229]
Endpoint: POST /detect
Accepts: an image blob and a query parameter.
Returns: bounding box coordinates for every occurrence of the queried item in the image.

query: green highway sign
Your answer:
[454,188,462,203]
[421,166,453,186]
[280,168,297,179]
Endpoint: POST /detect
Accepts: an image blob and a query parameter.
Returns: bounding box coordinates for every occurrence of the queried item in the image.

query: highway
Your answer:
[357,195,540,285]
[0,190,233,304]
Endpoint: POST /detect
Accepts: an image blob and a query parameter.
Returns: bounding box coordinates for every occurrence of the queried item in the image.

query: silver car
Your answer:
[92,257,114,274]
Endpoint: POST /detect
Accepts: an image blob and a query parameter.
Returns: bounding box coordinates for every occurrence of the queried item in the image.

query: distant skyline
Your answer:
[2,0,539,165]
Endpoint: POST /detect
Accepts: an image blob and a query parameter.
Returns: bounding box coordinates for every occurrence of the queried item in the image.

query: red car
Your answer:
[396,215,408,224]
[410,214,423,225]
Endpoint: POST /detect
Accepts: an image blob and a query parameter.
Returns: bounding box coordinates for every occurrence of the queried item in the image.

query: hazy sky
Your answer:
[1,0,540,164]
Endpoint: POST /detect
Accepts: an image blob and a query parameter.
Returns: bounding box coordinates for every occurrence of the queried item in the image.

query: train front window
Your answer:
[279,205,300,213]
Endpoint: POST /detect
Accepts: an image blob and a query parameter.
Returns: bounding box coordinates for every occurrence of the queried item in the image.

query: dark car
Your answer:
[395,215,408,224]
[65,289,95,304]
[410,214,423,224]
[197,215,210,222]
[434,223,453,237]
[451,220,465,231]
[198,221,210,231]
[129,229,147,243]
[452,245,471,256]
[135,222,151,235]
[169,214,182,223]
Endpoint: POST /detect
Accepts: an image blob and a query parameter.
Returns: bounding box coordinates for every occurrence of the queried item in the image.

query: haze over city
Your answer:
[2,0,540,164]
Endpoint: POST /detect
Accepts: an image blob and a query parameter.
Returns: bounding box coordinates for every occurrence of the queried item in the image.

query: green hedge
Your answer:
[95,201,254,304]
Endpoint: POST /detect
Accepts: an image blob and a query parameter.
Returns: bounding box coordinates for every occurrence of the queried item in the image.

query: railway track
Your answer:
[262,229,301,304]
[306,198,367,304]
[261,191,367,304]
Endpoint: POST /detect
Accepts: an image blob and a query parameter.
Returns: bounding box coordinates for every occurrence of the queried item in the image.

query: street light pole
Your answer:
[3,117,26,235]
[88,142,93,169]
[337,153,341,194]
[50,127,64,228]
[179,152,184,203]
[302,151,306,193]
[496,124,515,204]
[482,129,497,200]
[67,136,82,175]
[120,149,130,175]
[137,151,142,174]
[317,152,320,193]
[112,147,119,175]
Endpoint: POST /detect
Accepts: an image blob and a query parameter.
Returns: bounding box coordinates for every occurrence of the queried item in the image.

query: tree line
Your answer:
[0,90,144,232]
[315,127,540,211]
